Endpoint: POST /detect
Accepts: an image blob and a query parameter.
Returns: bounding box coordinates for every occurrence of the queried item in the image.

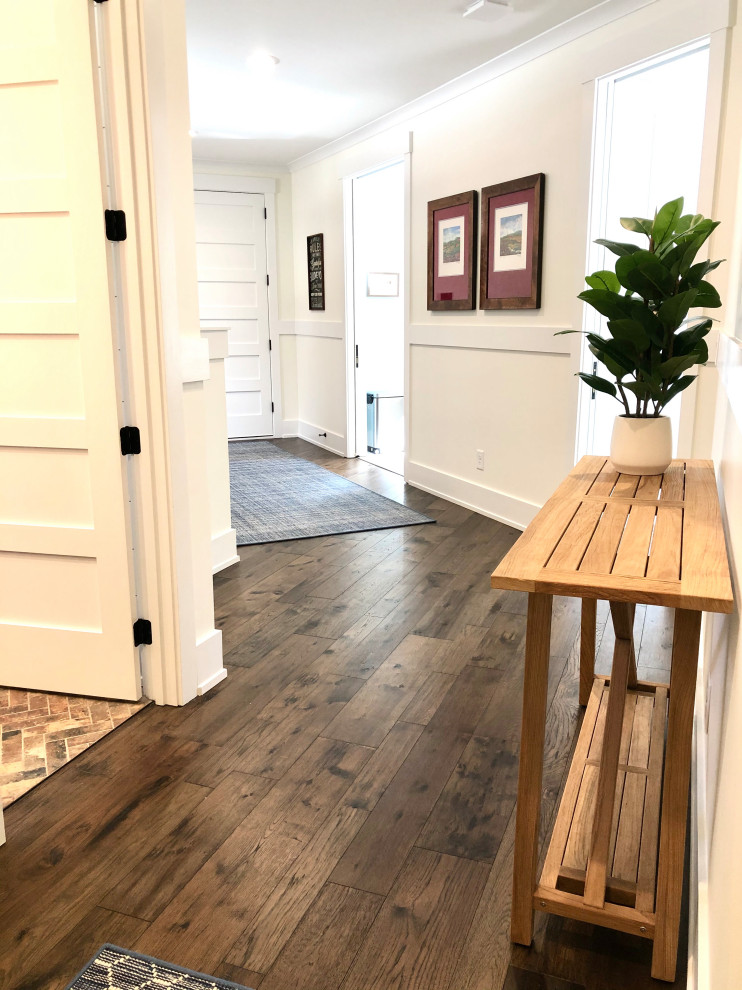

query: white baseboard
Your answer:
[690,642,710,990]
[278,419,298,437]
[197,666,228,697]
[406,460,540,531]
[194,628,226,698]
[296,421,347,456]
[211,527,239,574]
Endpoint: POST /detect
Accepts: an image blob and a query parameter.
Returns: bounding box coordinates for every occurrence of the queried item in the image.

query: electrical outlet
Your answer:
[476,449,484,471]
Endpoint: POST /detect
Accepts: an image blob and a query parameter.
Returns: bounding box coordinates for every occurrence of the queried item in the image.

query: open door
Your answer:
[0,1,141,700]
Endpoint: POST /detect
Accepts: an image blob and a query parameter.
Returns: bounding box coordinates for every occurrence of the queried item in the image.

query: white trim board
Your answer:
[408,324,574,356]
[287,0,658,172]
[275,319,345,340]
[211,528,239,575]
[406,460,540,531]
[193,169,279,192]
[284,421,347,457]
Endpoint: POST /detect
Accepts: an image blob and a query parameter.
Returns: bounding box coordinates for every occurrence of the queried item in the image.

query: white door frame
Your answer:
[95,0,226,705]
[193,170,283,436]
[342,152,412,472]
[576,33,727,462]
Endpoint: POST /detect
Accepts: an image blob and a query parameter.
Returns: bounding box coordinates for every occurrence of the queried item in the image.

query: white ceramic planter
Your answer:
[609,415,672,475]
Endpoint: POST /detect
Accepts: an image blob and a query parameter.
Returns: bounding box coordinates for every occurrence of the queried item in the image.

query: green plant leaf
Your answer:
[673,319,713,355]
[578,288,631,320]
[659,353,700,378]
[652,197,684,245]
[577,372,617,397]
[685,258,724,286]
[594,238,641,257]
[623,380,657,400]
[695,280,722,308]
[662,375,696,405]
[585,270,621,292]
[674,217,718,244]
[657,289,698,331]
[606,318,651,350]
[620,216,653,237]
[587,334,636,372]
[615,250,675,299]
[624,299,665,346]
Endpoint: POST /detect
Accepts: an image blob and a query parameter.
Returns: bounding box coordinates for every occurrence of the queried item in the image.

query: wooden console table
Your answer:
[491,456,733,982]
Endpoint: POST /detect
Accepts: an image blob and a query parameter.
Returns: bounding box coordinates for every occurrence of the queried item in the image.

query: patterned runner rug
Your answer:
[65,945,252,990]
[229,440,433,545]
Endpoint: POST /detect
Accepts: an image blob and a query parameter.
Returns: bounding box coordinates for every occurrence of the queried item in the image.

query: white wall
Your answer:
[288,0,733,527]
[697,13,742,986]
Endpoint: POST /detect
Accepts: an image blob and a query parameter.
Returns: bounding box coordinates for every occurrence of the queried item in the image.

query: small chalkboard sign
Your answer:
[307,233,325,311]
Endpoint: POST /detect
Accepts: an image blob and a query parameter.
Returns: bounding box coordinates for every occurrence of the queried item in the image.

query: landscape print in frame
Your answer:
[480,173,545,309]
[427,190,477,311]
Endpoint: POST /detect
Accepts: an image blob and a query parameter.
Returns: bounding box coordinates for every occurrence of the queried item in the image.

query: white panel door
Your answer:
[194,191,273,438]
[0,1,140,699]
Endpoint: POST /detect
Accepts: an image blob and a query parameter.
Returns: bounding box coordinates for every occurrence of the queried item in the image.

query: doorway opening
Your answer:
[347,160,406,476]
[578,40,711,459]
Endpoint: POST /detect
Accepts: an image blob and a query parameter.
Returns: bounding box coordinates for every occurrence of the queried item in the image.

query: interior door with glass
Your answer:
[580,42,711,457]
[195,190,273,438]
[352,161,406,475]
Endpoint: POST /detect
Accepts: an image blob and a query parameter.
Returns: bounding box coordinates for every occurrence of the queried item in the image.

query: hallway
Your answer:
[0,442,683,990]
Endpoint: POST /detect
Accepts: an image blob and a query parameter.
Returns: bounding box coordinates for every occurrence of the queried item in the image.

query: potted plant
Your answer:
[566,197,723,475]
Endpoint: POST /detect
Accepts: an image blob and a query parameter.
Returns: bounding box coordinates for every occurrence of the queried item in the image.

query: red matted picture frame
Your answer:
[427,190,477,311]
[480,173,545,310]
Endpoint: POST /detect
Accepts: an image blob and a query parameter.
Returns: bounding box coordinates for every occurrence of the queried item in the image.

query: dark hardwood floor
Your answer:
[0,439,685,990]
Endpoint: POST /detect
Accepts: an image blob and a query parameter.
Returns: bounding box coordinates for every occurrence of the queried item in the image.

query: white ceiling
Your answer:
[186,0,605,169]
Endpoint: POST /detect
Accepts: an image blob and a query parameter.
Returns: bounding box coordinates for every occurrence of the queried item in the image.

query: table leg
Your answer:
[651,608,702,982]
[511,591,553,945]
[579,598,596,707]
[584,601,634,908]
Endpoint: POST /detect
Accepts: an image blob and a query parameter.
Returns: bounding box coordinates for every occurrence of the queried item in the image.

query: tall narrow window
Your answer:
[579,41,710,457]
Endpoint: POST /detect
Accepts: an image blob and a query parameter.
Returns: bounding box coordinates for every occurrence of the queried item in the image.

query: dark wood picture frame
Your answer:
[427,190,477,311]
[307,233,325,311]
[480,173,545,310]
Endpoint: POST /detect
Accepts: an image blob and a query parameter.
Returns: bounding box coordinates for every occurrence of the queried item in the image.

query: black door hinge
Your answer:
[133,618,152,647]
[264,207,267,220]
[268,339,272,351]
[591,360,598,400]
[105,209,127,241]
[266,274,270,286]
[271,402,275,412]
[120,426,141,455]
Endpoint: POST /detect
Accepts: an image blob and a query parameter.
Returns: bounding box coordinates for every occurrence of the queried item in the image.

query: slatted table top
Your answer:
[491,456,734,613]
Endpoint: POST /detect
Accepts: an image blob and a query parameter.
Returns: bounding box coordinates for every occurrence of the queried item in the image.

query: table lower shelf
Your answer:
[537,675,668,938]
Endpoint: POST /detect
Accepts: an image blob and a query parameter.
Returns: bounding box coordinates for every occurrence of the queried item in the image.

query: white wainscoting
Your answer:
[201,327,239,574]
[408,323,574,355]
[276,319,345,339]
[406,460,540,532]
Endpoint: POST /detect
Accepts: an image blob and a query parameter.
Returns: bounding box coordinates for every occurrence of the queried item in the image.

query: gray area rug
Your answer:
[65,944,251,989]
[229,440,434,545]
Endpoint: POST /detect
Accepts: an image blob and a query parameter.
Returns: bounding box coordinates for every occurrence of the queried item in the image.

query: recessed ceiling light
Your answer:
[246,50,280,72]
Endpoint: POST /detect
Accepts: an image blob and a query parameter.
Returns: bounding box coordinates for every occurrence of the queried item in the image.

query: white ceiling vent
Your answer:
[463,0,511,19]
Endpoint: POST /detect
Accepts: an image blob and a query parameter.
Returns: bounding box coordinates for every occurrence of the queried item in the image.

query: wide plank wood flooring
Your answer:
[0,440,686,990]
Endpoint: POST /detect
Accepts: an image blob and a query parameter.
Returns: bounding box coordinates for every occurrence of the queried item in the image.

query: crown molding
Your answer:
[191,157,290,176]
[287,0,658,173]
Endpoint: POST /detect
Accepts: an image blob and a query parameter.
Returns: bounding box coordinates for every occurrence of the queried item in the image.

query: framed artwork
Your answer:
[427,190,477,310]
[480,173,545,310]
[307,233,325,311]
[367,272,399,297]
